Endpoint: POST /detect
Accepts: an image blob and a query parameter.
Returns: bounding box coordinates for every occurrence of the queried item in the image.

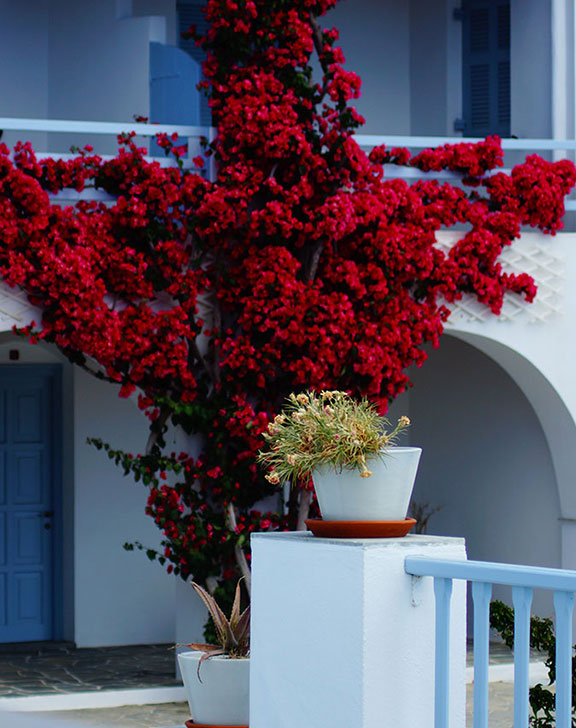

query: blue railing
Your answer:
[405,557,576,728]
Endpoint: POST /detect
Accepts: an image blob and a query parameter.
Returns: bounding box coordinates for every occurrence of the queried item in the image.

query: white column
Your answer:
[573,0,576,143]
[250,532,468,728]
[552,0,569,157]
[560,520,576,632]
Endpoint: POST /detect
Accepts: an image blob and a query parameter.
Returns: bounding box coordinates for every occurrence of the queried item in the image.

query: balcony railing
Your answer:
[1,117,575,212]
[405,556,576,728]
[0,117,213,201]
[355,134,576,213]
[0,116,212,162]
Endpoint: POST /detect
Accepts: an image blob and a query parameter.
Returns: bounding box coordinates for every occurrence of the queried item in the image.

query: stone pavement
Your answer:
[6,689,517,727]
[0,644,179,697]
[0,641,539,727]
[467,682,515,727]
[0,640,523,697]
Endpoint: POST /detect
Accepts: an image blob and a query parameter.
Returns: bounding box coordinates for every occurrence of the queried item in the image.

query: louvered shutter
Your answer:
[177,0,211,126]
[462,0,510,137]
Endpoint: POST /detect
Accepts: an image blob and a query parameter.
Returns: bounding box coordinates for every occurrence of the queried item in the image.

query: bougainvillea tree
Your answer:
[0,0,574,601]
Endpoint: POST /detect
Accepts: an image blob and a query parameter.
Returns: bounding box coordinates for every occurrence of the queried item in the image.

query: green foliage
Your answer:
[490,599,576,726]
[87,437,187,487]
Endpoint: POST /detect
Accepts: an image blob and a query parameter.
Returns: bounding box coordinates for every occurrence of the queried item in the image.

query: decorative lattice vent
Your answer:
[434,235,565,325]
[0,236,565,333]
[0,285,39,331]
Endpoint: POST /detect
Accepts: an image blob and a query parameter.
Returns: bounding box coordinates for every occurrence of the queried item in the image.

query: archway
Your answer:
[407,333,576,617]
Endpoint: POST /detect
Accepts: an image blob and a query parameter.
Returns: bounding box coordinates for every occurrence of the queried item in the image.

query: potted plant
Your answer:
[178,580,250,727]
[258,391,421,536]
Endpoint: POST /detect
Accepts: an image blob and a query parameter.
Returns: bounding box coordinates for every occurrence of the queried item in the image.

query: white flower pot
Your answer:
[178,651,250,726]
[312,446,422,521]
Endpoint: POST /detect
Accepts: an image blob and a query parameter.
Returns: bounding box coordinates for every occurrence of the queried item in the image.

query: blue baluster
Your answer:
[512,585,533,728]
[472,581,492,728]
[434,577,453,728]
[553,590,574,728]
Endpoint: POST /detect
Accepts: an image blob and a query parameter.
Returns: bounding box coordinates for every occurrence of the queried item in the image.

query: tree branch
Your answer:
[189,333,216,387]
[309,14,331,77]
[304,240,325,283]
[227,502,252,596]
[145,404,172,455]
[296,488,312,531]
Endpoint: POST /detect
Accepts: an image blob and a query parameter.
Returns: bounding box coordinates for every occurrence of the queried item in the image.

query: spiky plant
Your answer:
[186,579,250,677]
[258,390,410,484]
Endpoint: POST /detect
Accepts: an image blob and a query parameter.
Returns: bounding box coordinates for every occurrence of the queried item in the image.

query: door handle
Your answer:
[43,511,54,518]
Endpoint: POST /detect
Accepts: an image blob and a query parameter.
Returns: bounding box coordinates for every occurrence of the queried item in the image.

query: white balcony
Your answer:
[3,116,575,209]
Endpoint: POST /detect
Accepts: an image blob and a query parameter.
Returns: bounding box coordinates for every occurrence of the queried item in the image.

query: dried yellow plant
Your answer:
[258,390,410,485]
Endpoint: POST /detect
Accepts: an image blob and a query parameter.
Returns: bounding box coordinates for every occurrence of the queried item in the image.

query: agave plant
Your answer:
[186,579,250,677]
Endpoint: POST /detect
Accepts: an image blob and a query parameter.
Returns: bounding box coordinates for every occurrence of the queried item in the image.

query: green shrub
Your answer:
[490,600,576,727]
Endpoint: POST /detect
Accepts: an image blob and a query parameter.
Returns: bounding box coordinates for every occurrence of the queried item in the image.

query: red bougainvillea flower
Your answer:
[0,0,573,597]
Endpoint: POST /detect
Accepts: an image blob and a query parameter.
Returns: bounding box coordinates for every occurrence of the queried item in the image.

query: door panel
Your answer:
[14,389,43,442]
[0,574,6,625]
[0,390,6,443]
[14,512,43,563]
[0,367,59,643]
[12,450,44,504]
[14,572,43,621]
[0,513,5,565]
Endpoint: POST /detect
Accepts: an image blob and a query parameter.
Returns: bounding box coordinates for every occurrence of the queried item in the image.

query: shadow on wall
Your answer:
[408,334,561,620]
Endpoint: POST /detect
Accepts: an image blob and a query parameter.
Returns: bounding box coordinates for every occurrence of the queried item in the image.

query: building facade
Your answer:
[0,0,574,645]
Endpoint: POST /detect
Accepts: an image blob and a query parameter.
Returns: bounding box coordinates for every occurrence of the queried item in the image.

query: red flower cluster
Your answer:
[0,0,574,595]
[410,135,504,178]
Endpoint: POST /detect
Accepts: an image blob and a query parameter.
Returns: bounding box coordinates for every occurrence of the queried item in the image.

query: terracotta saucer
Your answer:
[185,722,248,728]
[305,517,417,538]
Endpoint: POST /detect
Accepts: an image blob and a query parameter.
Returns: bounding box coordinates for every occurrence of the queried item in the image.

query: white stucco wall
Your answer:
[323,0,411,134]
[251,533,468,728]
[410,0,462,136]
[132,0,177,46]
[510,0,552,139]
[0,0,173,155]
[47,0,162,155]
[0,0,50,151]
[0,0,49,116]
[73,369,175,647]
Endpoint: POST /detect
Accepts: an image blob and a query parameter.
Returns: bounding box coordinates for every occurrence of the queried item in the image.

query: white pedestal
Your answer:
[250,532,467,728]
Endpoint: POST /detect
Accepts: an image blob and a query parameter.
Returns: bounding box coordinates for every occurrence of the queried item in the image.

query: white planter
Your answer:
[178,651,250,726]
[312,446,422,521]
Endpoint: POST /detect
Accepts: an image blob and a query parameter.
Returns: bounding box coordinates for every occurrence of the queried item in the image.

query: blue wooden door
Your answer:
[0,366,60,643]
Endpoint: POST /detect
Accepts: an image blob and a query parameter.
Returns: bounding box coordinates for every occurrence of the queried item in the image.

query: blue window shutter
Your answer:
[150,43,201,126]
[462,0,510,137]
[177,0,211,126]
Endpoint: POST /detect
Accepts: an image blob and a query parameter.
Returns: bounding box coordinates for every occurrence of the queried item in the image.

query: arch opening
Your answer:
[407,333,576,618]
